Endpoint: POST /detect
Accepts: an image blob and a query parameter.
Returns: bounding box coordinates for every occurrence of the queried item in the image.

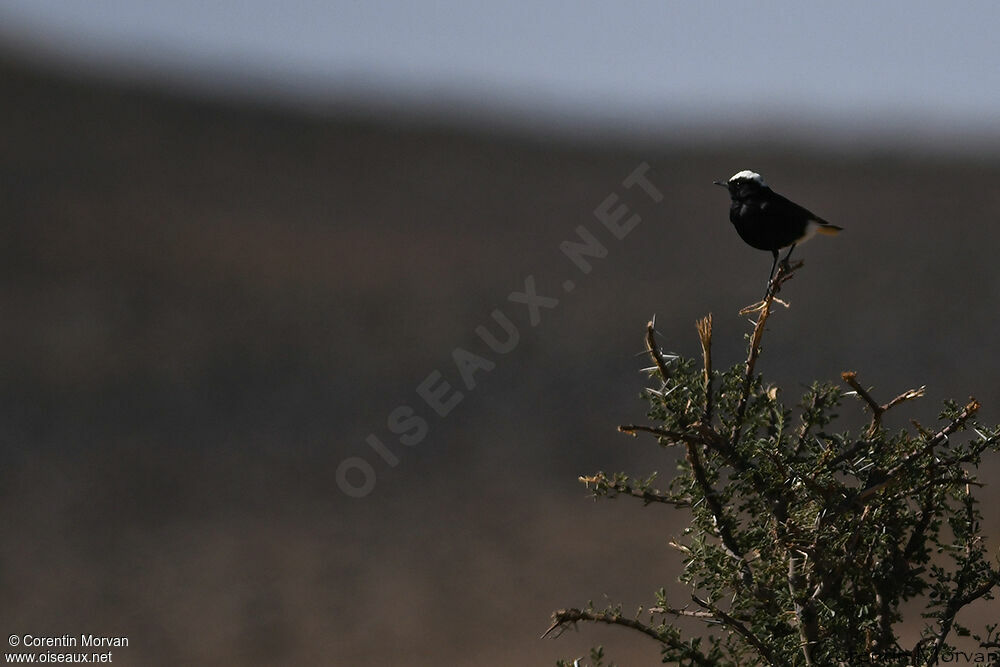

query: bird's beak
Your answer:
[713,180,727,187]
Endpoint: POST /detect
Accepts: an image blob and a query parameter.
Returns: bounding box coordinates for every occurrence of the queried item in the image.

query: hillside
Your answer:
[2,56,1000,664]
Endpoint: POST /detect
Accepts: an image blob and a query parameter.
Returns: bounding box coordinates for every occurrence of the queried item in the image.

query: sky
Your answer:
[2,1,999,146]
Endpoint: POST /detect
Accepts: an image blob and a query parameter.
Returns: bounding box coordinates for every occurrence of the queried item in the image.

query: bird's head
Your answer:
[714,170,766,200]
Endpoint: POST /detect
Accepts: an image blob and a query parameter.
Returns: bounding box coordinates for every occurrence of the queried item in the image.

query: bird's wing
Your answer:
[770,190,838,228]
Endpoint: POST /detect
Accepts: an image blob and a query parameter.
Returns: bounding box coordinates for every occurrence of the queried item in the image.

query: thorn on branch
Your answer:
[646,320,672,382]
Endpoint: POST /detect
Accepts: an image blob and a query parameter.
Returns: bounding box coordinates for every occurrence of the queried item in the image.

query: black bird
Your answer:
[714,170,842,284]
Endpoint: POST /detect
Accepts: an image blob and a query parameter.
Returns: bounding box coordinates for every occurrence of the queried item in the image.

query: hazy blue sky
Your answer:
[2,1,999,144]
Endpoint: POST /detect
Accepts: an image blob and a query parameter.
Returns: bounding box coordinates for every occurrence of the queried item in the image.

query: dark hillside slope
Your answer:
[2,57,1000,664]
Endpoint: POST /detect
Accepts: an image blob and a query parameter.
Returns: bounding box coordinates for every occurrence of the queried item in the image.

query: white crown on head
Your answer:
[729,170,765,185]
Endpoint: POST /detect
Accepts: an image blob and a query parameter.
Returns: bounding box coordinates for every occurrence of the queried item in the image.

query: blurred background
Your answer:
[2,2,1000,664]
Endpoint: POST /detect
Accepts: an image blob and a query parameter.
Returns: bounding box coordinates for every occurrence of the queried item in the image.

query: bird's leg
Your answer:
[779,244,797,271]
[764,250,779,299]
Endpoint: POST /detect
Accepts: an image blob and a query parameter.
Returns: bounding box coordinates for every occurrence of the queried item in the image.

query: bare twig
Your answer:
[738,258,801,317]
[842,372,881,426]
[692,595,779,665]
[617,423,687,444]
[579,473,690,507]
[884,386,927,413]
[697,314,714,422]
[542,608,663,642]
[542,608,716,666]
[842,371,925,437]
[731,260,802,449]
[650,604,715,619]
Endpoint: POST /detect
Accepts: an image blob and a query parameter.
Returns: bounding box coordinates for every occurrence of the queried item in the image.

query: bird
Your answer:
[714,170,842,287]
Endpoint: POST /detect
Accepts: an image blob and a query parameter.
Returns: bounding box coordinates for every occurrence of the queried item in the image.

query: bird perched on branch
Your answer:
[714,170,842,286]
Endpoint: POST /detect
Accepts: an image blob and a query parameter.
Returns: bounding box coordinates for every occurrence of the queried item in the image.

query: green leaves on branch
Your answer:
[548,263,1000,666]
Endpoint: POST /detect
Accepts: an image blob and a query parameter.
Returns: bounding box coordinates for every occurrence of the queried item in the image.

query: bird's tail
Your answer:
[814,223,843,236]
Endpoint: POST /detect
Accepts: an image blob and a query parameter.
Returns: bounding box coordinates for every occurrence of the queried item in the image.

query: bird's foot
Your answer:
[771,259,805,291]
[740,259,803,315]
[778,258,804,275]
